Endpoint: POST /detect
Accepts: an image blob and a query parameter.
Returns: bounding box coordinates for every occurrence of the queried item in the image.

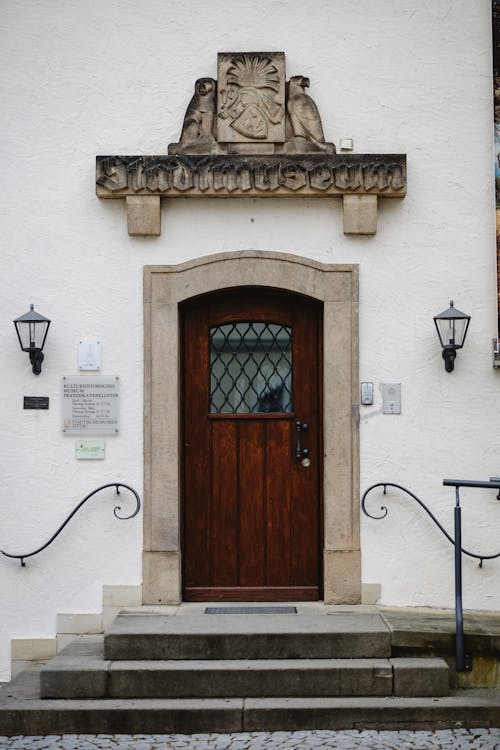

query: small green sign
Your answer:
[75,439,105,460]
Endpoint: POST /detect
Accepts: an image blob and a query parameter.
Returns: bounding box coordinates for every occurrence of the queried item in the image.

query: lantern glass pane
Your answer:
[451,318,468,347]
[16,320,49,351]
[435,315,469,348]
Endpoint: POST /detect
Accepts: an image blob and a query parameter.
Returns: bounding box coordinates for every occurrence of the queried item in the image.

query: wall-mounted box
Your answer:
[381,383,401,414]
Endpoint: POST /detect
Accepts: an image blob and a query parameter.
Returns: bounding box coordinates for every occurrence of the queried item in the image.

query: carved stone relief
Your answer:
[217,52,286,143]
[95,51,406,236]
[179,78,217,152]
[168,51,335,156]
[285,76,335,154]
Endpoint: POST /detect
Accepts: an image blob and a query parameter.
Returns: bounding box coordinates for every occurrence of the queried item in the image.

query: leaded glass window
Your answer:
[210,322,293,414]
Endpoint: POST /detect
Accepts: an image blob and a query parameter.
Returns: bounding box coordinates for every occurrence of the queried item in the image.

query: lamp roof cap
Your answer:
[433,300,470,321]
[13,304,50,324]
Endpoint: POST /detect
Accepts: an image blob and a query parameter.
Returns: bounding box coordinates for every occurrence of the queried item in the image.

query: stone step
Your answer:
[104,612,392,660]
[1,669,499,736]
[40,638,449,699]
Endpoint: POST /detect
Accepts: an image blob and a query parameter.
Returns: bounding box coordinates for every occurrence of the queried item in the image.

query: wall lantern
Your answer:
[433,300,470,373]
[13,304,51,375]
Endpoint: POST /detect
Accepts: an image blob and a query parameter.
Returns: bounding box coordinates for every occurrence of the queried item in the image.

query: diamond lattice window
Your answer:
[210,322,293,414]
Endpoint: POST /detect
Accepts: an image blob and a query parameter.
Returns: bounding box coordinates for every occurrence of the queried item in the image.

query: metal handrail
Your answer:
[1,483,141,567]
[361,479,500,672]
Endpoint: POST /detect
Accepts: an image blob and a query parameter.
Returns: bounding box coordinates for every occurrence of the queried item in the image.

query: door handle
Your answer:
[295,420,309,460]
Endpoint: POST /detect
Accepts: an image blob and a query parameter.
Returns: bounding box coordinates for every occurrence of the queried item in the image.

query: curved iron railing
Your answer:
[1,483,141,567]
[361,482,500,568]
[361,479,500,673]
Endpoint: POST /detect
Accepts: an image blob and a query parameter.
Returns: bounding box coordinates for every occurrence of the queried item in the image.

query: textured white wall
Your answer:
[0,0,497,681]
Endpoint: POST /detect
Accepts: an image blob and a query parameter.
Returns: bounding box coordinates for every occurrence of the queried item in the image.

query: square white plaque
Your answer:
[79,340,101,371]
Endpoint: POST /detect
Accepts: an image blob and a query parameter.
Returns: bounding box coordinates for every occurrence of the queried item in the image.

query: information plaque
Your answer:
[62,377,119,435]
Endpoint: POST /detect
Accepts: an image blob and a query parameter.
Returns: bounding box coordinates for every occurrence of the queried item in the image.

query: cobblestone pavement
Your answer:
[1,731,500,749]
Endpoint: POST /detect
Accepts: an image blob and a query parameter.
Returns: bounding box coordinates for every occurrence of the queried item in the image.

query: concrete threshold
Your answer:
[104,611,391,660]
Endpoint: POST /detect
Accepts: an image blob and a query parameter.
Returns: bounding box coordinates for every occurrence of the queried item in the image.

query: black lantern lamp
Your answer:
[433,300,470,373]
[13,304,51,375]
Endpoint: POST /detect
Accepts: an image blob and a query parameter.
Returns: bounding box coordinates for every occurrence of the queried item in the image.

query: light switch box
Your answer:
[361,382,374,405]
[381,383,401,414]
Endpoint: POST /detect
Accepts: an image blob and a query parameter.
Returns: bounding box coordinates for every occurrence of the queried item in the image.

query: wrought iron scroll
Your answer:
[361,482,500,568]
[1,483,141,566]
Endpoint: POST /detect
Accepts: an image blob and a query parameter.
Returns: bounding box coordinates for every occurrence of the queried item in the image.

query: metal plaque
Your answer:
[62,377,119,435]
[24,396,49,410]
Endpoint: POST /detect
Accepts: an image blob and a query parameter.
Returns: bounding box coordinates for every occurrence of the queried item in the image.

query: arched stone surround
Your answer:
[143,251,360,603]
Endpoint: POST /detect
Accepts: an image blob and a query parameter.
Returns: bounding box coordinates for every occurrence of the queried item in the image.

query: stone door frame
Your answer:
[143,251,360,604]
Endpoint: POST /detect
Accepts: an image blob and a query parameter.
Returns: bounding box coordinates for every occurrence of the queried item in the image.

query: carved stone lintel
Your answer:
[97,154,406,199]
[98,155,406,236]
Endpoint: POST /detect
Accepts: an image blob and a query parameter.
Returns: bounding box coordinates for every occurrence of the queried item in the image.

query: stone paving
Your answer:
[1,731,500,749]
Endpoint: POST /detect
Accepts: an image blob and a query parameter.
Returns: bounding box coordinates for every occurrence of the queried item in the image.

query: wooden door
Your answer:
[181,288,322,601]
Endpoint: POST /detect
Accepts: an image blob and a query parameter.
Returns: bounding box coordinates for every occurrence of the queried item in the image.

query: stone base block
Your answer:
[324,549,361,604]
[142,551,181,605]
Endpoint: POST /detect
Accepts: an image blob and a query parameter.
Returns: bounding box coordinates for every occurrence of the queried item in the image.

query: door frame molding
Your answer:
[143,251,360,604]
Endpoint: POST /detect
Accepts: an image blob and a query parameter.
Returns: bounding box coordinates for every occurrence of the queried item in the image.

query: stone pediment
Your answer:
[95,52,406,236]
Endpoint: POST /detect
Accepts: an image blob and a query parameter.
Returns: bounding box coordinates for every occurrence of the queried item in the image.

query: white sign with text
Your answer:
[63,377,119,435]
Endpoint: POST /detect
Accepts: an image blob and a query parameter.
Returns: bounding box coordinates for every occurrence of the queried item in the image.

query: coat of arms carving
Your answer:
[217,52,286,142]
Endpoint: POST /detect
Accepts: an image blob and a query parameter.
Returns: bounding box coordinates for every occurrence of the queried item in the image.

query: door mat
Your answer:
[205,606,297,614]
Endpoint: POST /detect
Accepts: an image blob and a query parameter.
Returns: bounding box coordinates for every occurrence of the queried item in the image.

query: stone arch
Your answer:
[143,251,360,603]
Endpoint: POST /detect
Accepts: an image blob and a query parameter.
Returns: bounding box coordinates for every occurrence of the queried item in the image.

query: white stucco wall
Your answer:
[0,0,498,681]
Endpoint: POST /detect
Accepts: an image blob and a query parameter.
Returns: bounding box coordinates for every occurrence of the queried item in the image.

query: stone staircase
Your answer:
[1,607,500,734]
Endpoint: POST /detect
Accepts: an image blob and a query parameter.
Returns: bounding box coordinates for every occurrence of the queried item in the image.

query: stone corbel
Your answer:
[126,196,161,236]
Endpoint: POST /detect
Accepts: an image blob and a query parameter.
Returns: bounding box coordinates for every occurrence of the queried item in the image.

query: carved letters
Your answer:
[96,155,406,198]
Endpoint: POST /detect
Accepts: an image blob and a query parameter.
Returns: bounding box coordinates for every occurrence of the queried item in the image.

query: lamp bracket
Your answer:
[29,350,44,376]
[442,345,457,373]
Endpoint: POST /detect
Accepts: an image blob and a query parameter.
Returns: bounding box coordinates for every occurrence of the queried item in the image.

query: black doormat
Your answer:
[205,606,297,614]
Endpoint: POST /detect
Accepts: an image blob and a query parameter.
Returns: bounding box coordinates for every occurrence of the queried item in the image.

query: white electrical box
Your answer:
[381,383,401,414]
[361,382,374,405]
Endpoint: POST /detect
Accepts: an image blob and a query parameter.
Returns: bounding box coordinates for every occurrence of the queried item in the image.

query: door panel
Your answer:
[181,288,322,601]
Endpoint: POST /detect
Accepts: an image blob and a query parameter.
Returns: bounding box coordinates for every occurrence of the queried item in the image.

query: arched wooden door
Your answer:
[181,287,322,601]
